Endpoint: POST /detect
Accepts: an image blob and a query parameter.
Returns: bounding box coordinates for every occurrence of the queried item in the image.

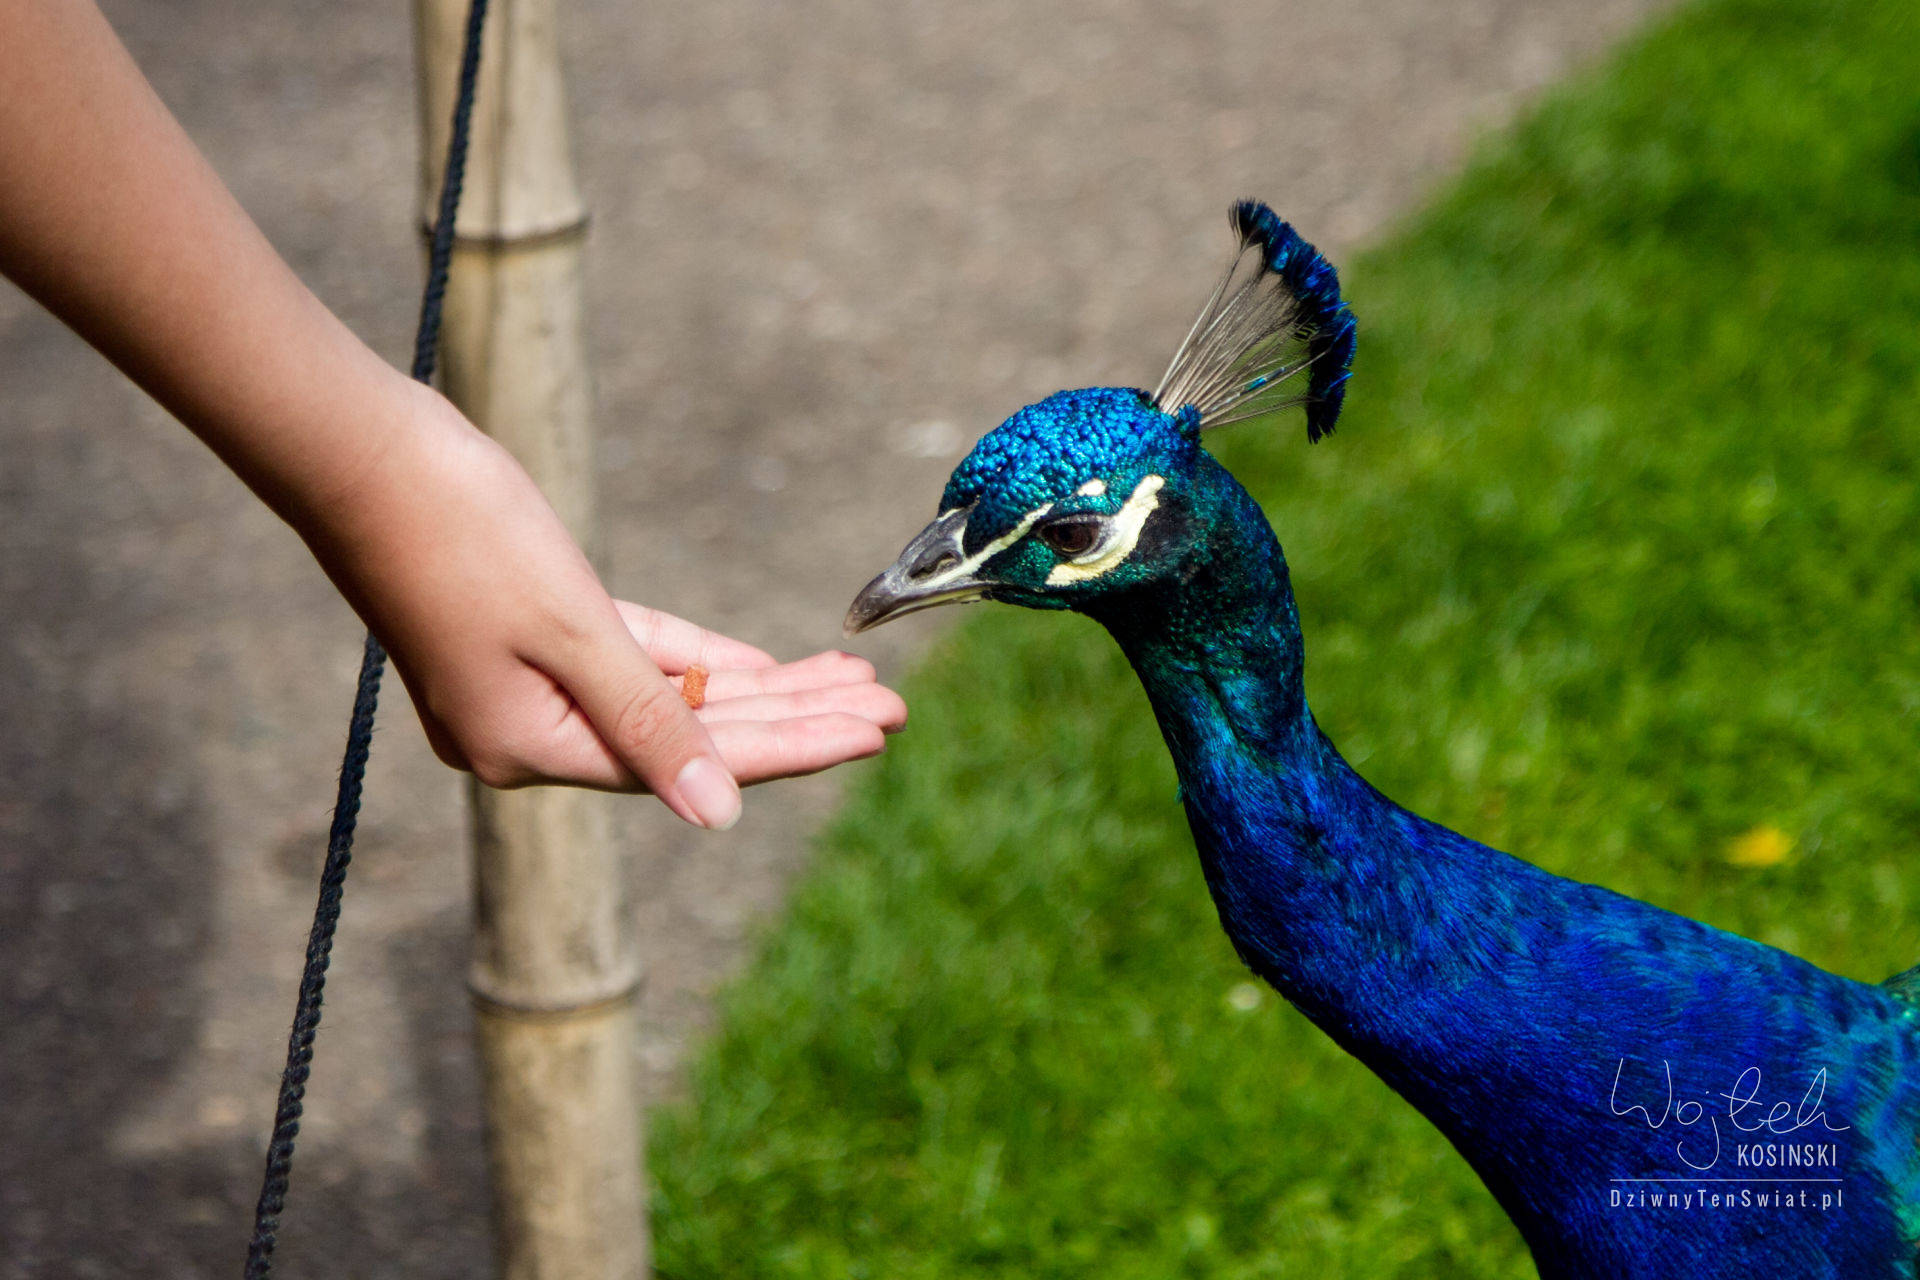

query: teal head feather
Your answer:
[846,201,1350,635]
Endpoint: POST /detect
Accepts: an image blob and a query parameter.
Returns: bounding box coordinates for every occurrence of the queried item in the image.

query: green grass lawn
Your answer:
[651,0,1920,1274]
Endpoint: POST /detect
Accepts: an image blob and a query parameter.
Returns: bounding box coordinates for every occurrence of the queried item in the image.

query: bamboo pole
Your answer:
[413,2,648,1276]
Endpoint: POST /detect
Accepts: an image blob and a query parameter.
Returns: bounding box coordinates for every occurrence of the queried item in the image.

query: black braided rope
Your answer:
[242,1,491,1273]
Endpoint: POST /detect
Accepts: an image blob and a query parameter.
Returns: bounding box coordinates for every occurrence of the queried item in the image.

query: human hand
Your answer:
[0,4,906,827]
[305,379,906,829]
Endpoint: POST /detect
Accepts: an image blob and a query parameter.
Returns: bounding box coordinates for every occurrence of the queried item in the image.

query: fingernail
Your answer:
[675,756,741,831]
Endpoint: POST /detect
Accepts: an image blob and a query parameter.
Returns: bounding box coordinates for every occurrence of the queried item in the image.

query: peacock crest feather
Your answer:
[1152,200,1357,441]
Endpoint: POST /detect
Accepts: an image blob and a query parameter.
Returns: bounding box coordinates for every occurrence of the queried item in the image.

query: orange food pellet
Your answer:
[680,665,708,710]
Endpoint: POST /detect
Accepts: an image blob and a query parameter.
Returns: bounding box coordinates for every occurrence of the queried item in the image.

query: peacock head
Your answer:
[846,201,1356,635]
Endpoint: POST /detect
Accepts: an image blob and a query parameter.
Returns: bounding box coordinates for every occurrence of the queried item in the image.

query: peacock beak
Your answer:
[844,505,990,636]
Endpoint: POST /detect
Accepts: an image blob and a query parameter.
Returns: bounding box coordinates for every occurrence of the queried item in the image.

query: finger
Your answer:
[705,714,888,785]
[478,690,902,793]
[614,600,776,674]
[698,682,908,735]
[423,661,639,791]
[476,704,636,792]
[696,650,881,702]
[548,615,743,828]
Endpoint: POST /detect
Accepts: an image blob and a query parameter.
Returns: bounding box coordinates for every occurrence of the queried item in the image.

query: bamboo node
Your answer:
[468,973,644,1022]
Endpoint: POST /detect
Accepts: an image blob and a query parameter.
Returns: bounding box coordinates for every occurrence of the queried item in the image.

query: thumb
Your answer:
[552,614,743,830]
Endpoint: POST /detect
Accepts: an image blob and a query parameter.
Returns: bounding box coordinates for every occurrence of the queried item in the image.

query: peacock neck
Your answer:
[1084,460,1538,1048]
[1077,462,1920,1274]
[1087,457,1315,760]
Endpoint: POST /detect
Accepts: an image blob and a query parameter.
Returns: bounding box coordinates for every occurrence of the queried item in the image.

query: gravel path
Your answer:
[1,0,1667,1273]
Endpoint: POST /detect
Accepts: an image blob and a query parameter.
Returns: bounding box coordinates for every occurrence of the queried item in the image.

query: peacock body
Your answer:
[848,204,1920,1278]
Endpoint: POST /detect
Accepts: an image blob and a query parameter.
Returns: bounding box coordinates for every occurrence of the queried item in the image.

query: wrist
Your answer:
[287,373,467,550]
[288,375,481,616]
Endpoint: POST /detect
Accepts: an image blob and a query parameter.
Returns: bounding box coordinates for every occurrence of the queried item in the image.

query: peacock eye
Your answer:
[1036,516,1104,558]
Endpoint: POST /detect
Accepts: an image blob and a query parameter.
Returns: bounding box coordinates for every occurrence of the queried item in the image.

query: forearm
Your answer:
[0,0,415,531]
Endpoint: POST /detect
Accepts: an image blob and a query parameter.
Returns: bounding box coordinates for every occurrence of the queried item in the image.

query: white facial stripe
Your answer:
[1076,479,1107,497]
[911,502,1055,592]
[1046,474,1165,586]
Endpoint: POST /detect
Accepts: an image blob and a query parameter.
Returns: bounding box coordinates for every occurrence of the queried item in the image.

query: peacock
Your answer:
[846,201,1920,1278]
